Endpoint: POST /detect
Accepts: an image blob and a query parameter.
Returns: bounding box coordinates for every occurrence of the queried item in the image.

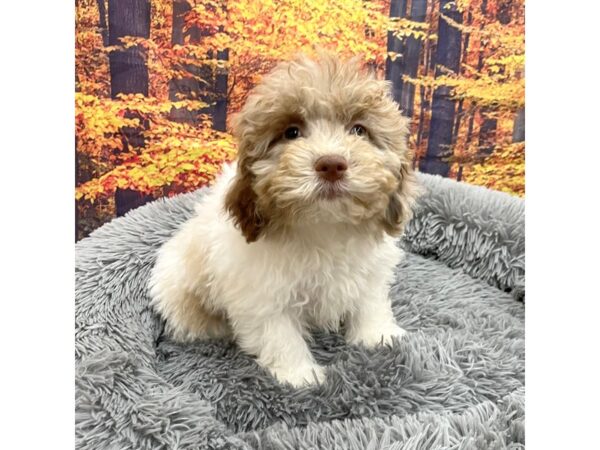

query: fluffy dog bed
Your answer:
[75,173,525,449]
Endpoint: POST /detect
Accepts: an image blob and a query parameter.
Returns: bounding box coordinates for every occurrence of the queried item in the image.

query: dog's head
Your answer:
[225,52,420,242]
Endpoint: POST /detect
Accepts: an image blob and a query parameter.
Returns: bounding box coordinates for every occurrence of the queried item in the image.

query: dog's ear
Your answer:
[382,161,420,236]
[224,158,266,243]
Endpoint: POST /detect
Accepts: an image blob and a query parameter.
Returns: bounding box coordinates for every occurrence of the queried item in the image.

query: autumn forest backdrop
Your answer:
[75,0,525,240]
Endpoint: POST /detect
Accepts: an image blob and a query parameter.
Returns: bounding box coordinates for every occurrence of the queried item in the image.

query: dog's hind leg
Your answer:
[148,223,232,342]
[159,290,231,342]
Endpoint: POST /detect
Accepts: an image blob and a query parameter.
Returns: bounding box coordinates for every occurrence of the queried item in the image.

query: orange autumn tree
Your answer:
[76,0,237,235]
[182,0,392,112]
[401,0,524,195]
[456,0,525,196]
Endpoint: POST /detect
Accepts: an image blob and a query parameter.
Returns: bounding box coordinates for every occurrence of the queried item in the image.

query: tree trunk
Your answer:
[168,0,212,125]
[419,0,463,177]
[415,7,434,165]
[385,0,408,106]
[212,1,229,132]
[97,0,109,46]
[399,0,427,118]
[452,10,474,179]
[108,0,150,97]
[497,0,513,25]
[363,0,378,72]
[171,0,188,45]
[213,47,229,131]
[416,84,427,147]
[416,10,434,144]
[477,0,503,158]
[465,0,488,148]
[108,0,153,216]
[512,107,525,143]
[478,111,497,156]
[453,9,474,141]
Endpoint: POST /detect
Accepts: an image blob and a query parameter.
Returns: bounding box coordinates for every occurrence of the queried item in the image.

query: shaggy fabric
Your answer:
[75,173,525,449]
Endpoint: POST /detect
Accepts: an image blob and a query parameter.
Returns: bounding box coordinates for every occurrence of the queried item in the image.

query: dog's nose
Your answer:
[315,155,348,182]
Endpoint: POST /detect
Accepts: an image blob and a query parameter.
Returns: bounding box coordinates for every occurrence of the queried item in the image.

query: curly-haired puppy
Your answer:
[149,52,419,387]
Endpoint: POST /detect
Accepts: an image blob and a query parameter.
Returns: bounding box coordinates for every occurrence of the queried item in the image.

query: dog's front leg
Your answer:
[230,310,325,387]
[345,289,407,347]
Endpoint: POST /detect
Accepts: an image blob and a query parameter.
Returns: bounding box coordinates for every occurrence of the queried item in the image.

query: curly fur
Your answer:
[149,52,420,387]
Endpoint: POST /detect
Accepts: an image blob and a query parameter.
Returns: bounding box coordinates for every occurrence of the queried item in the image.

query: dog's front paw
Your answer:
[269,362,326,388]
[347,323,407,348]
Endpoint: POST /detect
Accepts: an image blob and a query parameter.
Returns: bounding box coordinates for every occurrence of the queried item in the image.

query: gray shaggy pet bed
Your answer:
[75,173,525,450]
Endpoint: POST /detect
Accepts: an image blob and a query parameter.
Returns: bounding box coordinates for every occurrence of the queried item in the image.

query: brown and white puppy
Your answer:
[149,52,420,387]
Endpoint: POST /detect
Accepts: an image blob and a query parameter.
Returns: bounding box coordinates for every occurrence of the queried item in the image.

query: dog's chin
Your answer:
[293,187,380,227]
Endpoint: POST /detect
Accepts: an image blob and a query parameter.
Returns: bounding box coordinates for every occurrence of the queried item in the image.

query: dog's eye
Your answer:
[350,124,367,137]
[284,126,301,140]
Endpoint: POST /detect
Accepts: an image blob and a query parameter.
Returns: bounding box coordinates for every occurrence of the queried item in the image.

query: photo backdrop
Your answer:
[75,0,525,240]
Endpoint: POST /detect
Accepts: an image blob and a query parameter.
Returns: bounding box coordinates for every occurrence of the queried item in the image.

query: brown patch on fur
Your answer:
[382,160,420,236]
[224,159,267,242]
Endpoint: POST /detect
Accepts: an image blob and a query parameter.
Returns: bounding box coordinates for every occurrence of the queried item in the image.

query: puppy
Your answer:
[149,52,419,387]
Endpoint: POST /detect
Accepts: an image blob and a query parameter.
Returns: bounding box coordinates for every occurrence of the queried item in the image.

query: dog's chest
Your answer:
[283,239,385,328]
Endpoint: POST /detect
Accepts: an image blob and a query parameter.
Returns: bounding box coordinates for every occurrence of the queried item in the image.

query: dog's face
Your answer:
[226,53,419,242]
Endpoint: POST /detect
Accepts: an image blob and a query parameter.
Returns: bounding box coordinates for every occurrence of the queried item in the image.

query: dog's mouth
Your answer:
[316,181,348,200]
